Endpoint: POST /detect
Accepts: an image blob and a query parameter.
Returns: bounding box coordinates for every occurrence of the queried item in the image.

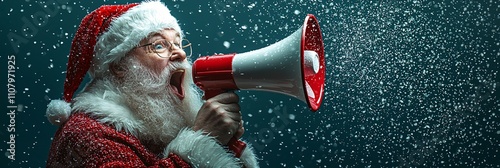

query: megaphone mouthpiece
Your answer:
[304,50,320,74]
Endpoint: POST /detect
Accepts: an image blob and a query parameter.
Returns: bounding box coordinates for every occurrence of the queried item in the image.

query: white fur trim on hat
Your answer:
[165,128,259,168]
[46,99,72,126]
[91,0,183,78]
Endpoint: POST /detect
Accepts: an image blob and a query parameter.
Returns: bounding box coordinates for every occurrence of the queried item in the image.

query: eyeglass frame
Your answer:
[136,38,192,58]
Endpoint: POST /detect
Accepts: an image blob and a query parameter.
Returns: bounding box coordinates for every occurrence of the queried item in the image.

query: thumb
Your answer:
[234,120,245,139]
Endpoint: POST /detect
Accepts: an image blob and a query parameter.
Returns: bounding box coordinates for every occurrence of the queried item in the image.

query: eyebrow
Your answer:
[145,32,180,43]
[149,31,180,38]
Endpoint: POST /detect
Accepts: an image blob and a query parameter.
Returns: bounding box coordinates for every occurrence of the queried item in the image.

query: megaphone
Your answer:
[192,14,325,158]
[193,14,325,111]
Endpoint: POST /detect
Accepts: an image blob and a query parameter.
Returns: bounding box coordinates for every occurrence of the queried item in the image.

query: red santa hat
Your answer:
[46,1,182,126]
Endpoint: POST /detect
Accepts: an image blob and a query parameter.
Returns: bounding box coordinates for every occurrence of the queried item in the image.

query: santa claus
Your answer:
[45,1,258,167]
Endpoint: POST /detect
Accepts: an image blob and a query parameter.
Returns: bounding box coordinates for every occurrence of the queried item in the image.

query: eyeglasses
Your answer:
[137,39,192,58]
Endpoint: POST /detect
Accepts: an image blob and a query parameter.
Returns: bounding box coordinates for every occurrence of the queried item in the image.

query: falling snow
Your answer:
[223,41,231,49]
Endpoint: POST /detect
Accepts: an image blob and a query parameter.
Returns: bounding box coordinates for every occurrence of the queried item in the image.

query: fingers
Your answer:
[221,103,240,113]
[194,92,245,145]
[212,92,239,104]
[234,120,245,139]
[224,109,242,122]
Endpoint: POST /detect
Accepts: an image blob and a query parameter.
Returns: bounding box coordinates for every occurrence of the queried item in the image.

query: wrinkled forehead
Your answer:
[147,28,180,40]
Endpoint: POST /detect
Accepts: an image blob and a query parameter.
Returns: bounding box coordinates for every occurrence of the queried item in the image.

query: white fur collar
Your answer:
[71,79,145,136]
[166,128,259,168]
[70,79,259,167]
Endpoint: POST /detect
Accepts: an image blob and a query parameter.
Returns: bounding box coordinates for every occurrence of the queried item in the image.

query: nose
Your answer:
[169,48,186,62]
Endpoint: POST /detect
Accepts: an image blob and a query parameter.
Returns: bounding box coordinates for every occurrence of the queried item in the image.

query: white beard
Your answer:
[117,57,202,146]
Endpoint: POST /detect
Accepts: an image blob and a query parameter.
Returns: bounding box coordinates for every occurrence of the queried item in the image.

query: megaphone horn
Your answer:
[193,14,325,111]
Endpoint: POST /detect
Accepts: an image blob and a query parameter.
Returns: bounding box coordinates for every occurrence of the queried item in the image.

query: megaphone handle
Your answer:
[201,90,246,157]
[228,137,246,158]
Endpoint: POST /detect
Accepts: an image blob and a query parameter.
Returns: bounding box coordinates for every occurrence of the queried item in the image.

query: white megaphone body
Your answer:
[192,14,325,157]
[193,14,325,111]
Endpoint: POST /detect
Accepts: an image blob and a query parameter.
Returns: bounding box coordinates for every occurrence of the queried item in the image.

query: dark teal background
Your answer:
[1,0,499,167]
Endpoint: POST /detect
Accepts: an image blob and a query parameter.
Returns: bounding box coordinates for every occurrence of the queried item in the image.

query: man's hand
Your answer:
[193,92,243,145]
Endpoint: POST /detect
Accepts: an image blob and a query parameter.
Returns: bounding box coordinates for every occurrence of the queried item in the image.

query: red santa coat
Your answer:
[47,112,190,167]
[47,112,258,167]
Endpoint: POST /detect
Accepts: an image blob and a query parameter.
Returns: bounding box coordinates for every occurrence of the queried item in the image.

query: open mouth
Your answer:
[169,69,185,100]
